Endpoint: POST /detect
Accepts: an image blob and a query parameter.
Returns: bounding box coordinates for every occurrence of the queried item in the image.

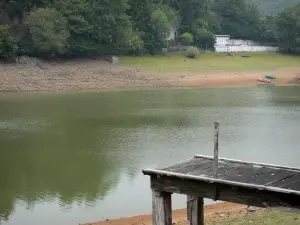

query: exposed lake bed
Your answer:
[1,54,300,92]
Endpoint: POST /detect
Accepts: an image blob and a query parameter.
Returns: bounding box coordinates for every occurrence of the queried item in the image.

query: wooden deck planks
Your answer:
[220,167,298,186]
[162,158,211,174]
[268,174,300,190]
[281,180,300,191]
[156,157,300,189]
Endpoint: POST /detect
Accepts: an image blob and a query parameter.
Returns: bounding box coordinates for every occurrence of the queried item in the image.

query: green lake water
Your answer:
[1,87,300,225]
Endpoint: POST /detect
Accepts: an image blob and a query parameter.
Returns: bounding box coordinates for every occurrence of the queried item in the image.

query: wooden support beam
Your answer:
[187,195,191,221]
[145,168,300,196]
[187,195,204,225]
[151,175,300,212]
[152,190,172,225]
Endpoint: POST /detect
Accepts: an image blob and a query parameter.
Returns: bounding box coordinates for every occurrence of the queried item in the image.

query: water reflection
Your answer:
[0,125,122,221]
[1,86,300,224]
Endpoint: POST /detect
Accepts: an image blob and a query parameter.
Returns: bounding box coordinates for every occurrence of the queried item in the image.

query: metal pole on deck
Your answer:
[213,122,219,201]
[213,122,219,179]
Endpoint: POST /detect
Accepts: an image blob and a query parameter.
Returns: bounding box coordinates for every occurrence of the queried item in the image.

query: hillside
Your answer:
[250,0,300,14]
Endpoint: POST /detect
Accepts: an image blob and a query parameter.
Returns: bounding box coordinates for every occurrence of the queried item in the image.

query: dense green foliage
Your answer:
[0,25,18,60]
[275,4,300,52]
[250,0,300,14]
[214,0,261,41]
[0,0,299,59]
[192,19,215,49]
[25,8,69,56]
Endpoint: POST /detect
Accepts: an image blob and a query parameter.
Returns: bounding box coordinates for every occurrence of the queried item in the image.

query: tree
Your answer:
[127,0,154,54]
[25,8,69,56]
[213,0,261,40]
[171,0,211,34]
[274,4,300,53]
[189,19,215,49]
[55,0,142,55]
[87,0,139,54]
[260,15,277,44]
[251,0,300,14]
[149,4,179,53]
[116,27,144,54]
[194,27,215,49]
[53,0,93,55]
[5,0,52,23]
[2,0,300,58]
[0,25,18,60]
[127,1,178,54]
[151,6,174,42]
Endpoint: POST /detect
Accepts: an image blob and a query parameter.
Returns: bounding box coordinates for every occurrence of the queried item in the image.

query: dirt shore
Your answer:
[0,58,299,92]
[81,203,259,225]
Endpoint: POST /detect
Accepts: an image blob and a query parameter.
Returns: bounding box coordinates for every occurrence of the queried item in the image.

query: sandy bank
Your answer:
[81,202,256,225]
[0,58,299,92]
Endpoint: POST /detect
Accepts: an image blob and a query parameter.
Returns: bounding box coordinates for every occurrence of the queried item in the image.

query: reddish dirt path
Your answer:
[166,68,300,88]
[81,203,251,225]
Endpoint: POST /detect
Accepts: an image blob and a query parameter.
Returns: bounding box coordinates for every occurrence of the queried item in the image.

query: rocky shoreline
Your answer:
[1,57,300,93]
[0,57,173,92]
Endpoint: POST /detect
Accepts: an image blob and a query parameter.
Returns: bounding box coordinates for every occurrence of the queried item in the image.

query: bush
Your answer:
[25,8,70,56]
[185,46,200,58]
[0,25,18,60]
[194,28,215,50]
[181,32,193,45]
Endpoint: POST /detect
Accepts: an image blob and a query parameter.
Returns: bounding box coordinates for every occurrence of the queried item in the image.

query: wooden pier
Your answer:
[143,155,300,225]
[142,124,300,225]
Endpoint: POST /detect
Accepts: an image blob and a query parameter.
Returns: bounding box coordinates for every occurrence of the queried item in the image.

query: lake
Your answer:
[1,86,300,225]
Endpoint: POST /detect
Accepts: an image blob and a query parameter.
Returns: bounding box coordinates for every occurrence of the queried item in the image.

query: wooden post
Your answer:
[187,195,204,225]
[152,190,172,225]
[213,122,219,179]
[213,122,219,201]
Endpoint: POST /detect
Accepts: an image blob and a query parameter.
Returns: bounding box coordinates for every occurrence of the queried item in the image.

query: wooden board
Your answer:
[150,175,300,211]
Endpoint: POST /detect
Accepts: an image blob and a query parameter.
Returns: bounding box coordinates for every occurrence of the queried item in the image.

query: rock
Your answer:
[17,56,48,69]
[17,56,32,65]
[105,56,120,64]
[247,206,261,212]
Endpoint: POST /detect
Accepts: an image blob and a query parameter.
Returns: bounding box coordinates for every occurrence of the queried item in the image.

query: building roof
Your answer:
[215,35,230,38]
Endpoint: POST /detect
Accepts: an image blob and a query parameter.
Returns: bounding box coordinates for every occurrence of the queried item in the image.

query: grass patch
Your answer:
[120,52,300,75]
[176,210,300,225]
[209,210,300,225]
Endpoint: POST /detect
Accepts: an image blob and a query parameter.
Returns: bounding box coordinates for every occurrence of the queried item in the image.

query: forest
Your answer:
[0,0,299,59]
[250,0,300,14]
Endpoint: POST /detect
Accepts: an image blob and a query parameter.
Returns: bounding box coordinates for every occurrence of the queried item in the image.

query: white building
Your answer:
[214,35,278,53]
[215,35,230,46]
[166,27,177,41]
